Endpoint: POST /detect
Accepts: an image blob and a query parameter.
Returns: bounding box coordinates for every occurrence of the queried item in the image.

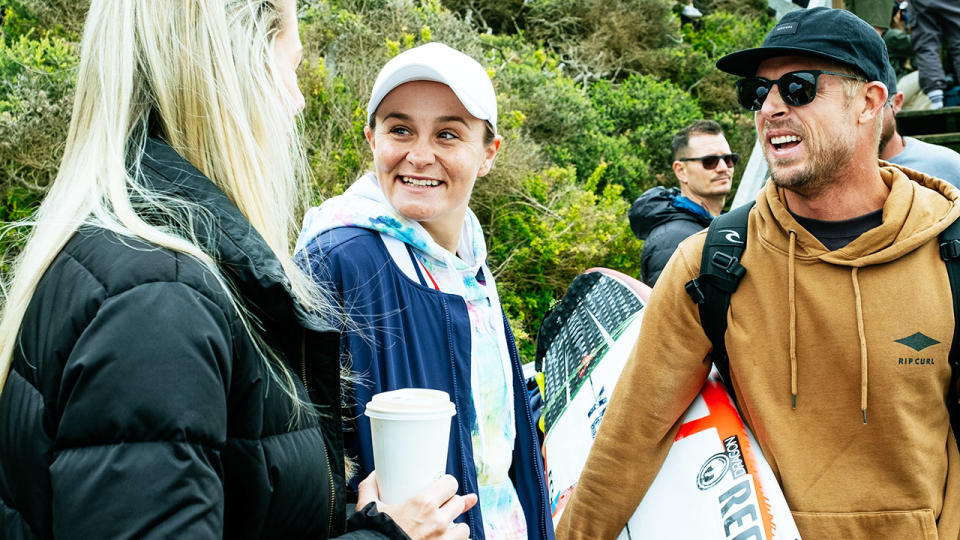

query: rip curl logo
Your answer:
[718,229,743,244]
[895,332,939,367]
[895,332,940,352]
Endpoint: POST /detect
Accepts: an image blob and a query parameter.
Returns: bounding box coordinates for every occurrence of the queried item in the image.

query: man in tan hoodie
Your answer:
[556,7,960,540]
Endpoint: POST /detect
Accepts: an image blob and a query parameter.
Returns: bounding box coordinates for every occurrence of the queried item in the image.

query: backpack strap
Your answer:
[684,201,754,390]
[938,216,960,444]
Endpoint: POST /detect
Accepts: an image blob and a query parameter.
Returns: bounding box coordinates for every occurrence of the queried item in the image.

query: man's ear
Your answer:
[673,160,687,184]
[892,91,905,115]
[860,81,888,124]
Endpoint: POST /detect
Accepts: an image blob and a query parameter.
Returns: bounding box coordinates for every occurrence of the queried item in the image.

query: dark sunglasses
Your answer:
[677,153,739,169]
[735,70,864,111]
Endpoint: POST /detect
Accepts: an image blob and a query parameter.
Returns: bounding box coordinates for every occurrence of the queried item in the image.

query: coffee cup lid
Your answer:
[364,388,456,420]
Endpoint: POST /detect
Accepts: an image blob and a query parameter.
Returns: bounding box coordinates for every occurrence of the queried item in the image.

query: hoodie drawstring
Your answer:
[788,230,798,409]
[851,267,869,423]
[788,231,870,423]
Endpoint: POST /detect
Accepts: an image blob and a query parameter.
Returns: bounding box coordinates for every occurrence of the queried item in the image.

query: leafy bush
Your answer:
[0,33,77,192]
[1,1,88,42]
[489,36,704,201]
[587,74,702,199]
[524,0,680,84]
[438,0,527,34]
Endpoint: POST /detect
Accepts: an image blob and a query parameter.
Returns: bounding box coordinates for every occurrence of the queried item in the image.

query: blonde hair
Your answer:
[0,0,330,417]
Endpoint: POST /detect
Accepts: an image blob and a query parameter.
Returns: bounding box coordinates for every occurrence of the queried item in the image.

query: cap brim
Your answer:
[716,46,857,78]
[367,64,490,126]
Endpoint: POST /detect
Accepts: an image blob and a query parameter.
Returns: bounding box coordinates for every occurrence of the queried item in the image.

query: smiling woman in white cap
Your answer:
[296,43,553,540]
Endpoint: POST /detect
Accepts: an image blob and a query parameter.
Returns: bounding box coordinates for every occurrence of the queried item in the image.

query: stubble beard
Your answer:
[767,132,855,197]
[878,113,896,155]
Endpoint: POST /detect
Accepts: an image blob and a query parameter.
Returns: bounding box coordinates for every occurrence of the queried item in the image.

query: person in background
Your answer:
[679,0,703,20]
[628,120,735,286]
[0,1,472,538]
[557,7,960,539]
[880,59,960,185]
[910,0,960,109]
[296,43,553,540]
[885,1,915,79]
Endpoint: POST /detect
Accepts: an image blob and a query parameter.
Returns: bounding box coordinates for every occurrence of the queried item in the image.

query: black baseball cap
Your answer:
[716,7,889,84]
[882,59,898,96]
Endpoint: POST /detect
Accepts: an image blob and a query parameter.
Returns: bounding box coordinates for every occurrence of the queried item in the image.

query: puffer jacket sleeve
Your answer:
[339,503,411,539]
[641,219,706,286]
[49,281,233,539]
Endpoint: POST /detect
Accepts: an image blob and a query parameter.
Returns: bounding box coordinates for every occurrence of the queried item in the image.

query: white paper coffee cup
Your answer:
[365,388,456,505]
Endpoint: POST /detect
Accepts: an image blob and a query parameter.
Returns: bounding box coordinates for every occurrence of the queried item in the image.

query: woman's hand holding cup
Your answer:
[357,471,477,539]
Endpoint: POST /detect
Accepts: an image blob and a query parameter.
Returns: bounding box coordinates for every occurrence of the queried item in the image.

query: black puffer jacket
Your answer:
[0,138,407,540]
[628,186,713,286]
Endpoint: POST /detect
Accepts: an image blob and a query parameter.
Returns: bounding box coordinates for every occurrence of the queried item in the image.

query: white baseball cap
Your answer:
[366,42,498,134]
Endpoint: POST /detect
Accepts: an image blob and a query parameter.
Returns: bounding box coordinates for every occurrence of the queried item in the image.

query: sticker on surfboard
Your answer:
[537,268,800,539]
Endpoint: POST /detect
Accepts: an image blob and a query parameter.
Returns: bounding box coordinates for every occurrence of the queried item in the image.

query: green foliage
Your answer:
[682,10,773,59]
[0,33,77,193]
[587,75,702,199]
[1,0,88,42]
[438,0,526,34]
[524,0,680,83]
[695,0,769,18]
[480,163,642,360]
[488,37,702,201]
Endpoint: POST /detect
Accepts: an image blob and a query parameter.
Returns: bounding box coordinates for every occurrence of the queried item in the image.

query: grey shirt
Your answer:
[888,136,960,187]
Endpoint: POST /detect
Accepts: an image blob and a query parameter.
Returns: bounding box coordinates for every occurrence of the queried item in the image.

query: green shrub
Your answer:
[1,1,88,42]
[479,163,642,360]
[438,0,526,34]
[0,32,77,263]
[587,74,703,199]
[0,33,77,192]
[524,0,680,83]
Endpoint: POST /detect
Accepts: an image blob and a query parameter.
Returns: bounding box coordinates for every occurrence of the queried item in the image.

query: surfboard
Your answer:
[538,268,800,539]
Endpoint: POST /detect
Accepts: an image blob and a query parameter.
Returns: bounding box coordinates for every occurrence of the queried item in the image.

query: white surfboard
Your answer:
[538,268,800,539]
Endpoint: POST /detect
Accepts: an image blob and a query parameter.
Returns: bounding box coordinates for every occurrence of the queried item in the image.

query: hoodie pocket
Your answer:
[792,509,937,540]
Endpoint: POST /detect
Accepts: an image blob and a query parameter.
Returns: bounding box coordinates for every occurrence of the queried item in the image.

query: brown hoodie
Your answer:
[556,165,960,540]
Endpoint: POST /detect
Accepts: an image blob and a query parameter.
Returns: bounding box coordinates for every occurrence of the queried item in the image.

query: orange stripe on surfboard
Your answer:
[676,378,777,539]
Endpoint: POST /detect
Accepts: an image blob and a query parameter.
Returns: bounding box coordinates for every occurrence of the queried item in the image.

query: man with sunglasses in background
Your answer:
[629,119,736,286]
[557,7,960,539]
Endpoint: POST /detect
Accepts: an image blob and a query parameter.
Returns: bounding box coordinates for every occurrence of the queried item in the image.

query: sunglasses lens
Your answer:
[701,156,720,169]
[696,154,738,170]
[781,72,818,106]
[737,78,770,111]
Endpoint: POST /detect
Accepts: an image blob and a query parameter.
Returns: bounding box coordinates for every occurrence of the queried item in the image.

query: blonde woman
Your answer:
[0,1,474,538]
[296,43,552,540]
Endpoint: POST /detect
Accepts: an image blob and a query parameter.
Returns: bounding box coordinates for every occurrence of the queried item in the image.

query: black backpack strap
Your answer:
[685,201,754,390]
[939,215,960,445]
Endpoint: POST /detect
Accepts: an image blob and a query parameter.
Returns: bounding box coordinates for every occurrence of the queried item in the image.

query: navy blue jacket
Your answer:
[300,227,553,540]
